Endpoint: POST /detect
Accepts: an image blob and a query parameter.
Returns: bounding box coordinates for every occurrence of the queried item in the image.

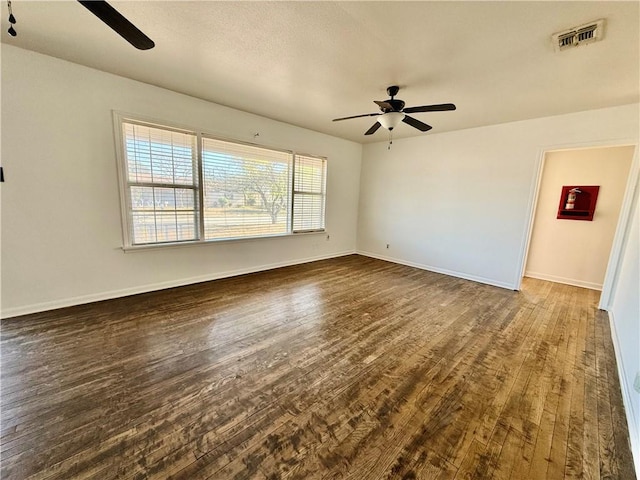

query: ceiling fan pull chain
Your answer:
[7,0,16,36]
[388,130,393,150]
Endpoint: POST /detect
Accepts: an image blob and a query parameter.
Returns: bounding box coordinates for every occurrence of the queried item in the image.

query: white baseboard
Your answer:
[607,310,640,478]
[1,250,356,319]
[356,250,517,290]
[524,271,603,291]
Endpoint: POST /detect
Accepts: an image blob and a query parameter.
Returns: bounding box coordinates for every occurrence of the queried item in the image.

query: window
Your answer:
[121,122,199,245]
[202,137,292,240]
[293,155,326,232]
[116,117,327,247]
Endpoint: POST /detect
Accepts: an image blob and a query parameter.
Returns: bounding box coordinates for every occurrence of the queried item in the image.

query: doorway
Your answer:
[524,145,635,297]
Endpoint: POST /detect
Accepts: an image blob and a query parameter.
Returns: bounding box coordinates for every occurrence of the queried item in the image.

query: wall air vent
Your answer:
[552,19,605,52]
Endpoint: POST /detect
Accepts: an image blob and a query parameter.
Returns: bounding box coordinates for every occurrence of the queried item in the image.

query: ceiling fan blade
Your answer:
[333,113,380,122]
[402,115,432,132]
[364,122,382,135]
[77,0,155,50]
[374,100,394,111]
[403,103,456,114]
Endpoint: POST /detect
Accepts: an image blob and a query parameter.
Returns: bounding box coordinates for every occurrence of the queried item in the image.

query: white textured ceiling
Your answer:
[2,1,638,143]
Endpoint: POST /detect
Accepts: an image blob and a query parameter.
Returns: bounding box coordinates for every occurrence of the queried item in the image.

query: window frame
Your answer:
[113,112,327,250]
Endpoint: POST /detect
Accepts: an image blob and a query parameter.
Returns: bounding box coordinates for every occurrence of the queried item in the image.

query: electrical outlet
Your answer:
[634,372,640,393]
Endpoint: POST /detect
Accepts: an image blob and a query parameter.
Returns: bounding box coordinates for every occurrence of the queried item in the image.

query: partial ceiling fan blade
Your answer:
[364,122,382,135]
[77,1,155,50]
[333,113,380,122]
[403,103,456,114]
[402,115,432,132]
[374,100,394,111]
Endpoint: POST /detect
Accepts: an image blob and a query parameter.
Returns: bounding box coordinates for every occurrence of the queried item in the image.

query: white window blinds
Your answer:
[116,116,327,247]
[122,122,198,245]
[293,155,326,232]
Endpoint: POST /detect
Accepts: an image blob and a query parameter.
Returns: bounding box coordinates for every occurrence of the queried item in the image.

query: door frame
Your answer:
[515,138,639,309]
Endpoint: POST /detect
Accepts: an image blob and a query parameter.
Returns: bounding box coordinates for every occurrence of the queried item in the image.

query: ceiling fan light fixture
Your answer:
[378,112,405,130]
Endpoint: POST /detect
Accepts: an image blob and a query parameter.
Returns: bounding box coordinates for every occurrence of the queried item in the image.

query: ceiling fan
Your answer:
[5,0,154,50]
[333,86,455,136]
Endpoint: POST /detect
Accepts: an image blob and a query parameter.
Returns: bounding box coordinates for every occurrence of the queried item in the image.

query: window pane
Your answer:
[130,186,155,210]
[175,188,195,210]
[202,137,292,240]
[131,211,157,244]
[293,155,326,232]
[155,211,178,243]
[176,213,197,241]
[154,187,176,210]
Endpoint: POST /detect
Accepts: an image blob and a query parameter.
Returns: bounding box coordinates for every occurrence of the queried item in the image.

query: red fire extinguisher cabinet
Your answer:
[557,185,600,221]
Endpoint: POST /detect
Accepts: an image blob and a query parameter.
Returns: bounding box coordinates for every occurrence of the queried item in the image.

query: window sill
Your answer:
[121,230,327,253]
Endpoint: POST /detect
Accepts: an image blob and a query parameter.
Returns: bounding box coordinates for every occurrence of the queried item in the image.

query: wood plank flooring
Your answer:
[1,255,635,479]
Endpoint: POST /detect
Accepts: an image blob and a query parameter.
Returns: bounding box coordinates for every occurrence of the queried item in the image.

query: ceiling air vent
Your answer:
[552,19,605,52]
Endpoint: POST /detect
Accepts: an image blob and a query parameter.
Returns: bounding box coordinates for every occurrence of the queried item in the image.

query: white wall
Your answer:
[357,104,639,289]
[0,45,362,317]
[608,170,640,472]
[525,146,634,290]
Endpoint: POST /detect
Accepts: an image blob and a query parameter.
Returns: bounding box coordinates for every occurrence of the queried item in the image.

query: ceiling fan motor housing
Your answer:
[383,99,405,112]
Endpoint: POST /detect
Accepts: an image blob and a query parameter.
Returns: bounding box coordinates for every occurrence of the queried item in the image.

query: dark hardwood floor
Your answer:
[1,255,635,479]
